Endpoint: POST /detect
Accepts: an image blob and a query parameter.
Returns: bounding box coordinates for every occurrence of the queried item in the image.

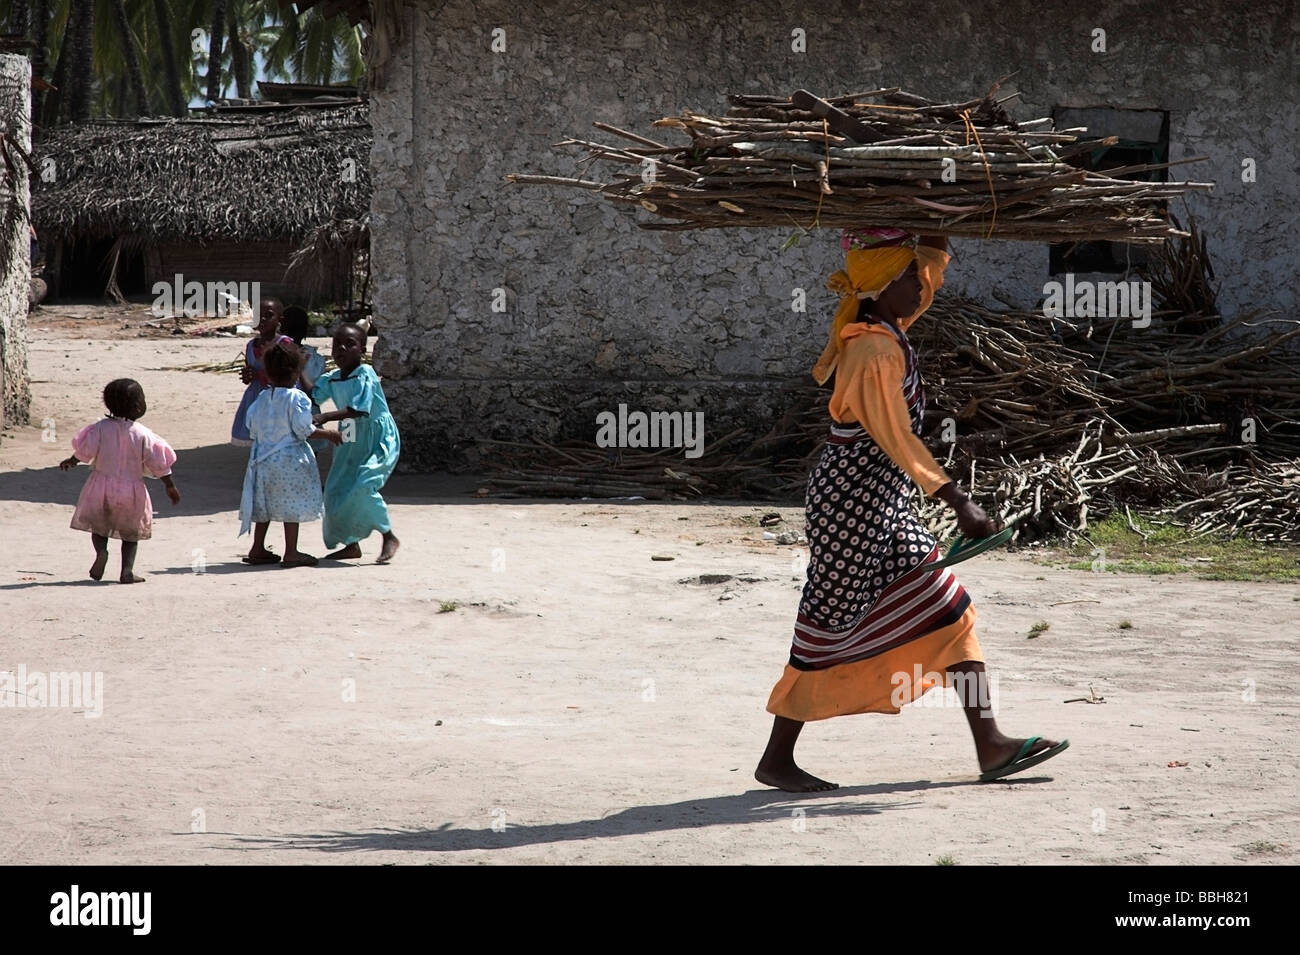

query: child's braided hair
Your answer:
[263,339,303,387]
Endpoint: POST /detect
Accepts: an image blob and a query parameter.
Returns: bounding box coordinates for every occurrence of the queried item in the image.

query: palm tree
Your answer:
[6,0,367,124]
[227,13,250,98]
[261,4,365,86]
[38,1,71,125]
[6,0,28,32]
[152,0,186,116]
[204,0,226,102]
[108,0,148,115]
[64,0,93,121]
[29,0,49,123]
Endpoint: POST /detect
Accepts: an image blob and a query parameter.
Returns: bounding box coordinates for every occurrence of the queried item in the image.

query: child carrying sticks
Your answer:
[312,323,401,564]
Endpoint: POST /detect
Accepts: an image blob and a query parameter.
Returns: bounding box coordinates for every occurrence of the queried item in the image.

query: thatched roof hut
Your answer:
[31,104,371,305]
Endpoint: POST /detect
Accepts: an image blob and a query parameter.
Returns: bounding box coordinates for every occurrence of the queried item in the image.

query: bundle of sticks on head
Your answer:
[507,84,1212,242]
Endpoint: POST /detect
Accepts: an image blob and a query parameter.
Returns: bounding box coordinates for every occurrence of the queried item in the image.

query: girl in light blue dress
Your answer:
[239,341,342,567]
[312,323,401,564]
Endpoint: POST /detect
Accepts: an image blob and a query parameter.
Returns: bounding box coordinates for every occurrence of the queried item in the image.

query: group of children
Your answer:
[61,299,400,581]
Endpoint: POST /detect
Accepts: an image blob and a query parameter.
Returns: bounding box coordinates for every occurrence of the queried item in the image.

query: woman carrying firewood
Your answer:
[755,228,1069,792]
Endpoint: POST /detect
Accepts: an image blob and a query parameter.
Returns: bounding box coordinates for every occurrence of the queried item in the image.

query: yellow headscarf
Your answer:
[811,245,917,384]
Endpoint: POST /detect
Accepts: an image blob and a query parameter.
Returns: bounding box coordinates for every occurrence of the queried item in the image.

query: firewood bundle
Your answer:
[479,293,1300,543]
[508,86,1212,242]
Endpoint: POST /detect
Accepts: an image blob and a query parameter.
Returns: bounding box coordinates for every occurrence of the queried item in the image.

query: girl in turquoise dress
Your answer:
[312,324,401,564]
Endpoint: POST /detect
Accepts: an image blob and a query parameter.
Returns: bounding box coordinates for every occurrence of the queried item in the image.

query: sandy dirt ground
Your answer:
[1,305,1297,865]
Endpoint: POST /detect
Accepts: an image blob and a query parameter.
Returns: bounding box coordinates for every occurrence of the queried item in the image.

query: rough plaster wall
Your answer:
[369,0,1299,467]
[0,54,31,430]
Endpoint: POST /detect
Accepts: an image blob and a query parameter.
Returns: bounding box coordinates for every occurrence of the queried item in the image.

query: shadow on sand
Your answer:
[214,776,1055,855]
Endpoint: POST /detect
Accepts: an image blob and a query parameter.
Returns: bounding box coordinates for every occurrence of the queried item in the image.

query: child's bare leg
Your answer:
[376,531,399,564]
[247,522,275,560]
[90,534,109,581]
[325,541,362,560]
[282,524,317,567]
[120,541,144,584]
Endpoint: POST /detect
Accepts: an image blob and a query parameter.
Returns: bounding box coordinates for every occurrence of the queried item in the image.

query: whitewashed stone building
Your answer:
[309,0,1298,466]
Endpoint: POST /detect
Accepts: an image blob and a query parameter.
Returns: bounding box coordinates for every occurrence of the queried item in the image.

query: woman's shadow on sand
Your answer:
[217,777,1053,855]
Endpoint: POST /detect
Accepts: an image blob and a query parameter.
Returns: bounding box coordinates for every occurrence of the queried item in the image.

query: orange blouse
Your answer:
[827,246,952,496]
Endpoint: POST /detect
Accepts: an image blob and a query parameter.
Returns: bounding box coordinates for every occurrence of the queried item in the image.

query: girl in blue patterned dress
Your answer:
[238,341,342,567]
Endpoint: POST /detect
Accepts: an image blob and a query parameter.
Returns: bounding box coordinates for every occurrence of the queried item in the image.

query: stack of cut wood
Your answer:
[480,291,1300,543]
[508,86,1212,241]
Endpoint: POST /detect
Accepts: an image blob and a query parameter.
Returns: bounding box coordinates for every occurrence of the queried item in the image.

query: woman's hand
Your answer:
[954,498,998,539]
[166,485,182,505]
[58,456,78,471]
[239,365,254,385]
[320,429,344,446]
[935,482,999,538]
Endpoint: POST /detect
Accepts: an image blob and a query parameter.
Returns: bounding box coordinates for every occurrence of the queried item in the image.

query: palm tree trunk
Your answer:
[30,0,49,126]
[42,3,75,125]
[205,0,227,103]
[109,0,150,116]
[66,0,95,122]
[227,14,249,99]
[153,0,185,116]
[8,0,30,34]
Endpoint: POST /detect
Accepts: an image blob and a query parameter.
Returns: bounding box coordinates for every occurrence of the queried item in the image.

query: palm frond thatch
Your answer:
[285,211,369,298]
[31,103,371,245]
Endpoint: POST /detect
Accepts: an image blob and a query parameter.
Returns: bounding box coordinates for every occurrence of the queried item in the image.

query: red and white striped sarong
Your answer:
[788,323,970,672]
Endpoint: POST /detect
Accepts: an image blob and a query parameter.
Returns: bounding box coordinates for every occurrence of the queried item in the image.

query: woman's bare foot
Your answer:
[754,759,839,793]
[120,573,146,584]
[376,533,399,564]
[325,543,362,560]
[89,552,108,581]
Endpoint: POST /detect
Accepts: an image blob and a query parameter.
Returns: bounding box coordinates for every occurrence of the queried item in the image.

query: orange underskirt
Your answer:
[766,604,983,722]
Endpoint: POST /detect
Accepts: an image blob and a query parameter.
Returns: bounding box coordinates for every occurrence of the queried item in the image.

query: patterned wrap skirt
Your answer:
[790,423,970,671]
[768,324,982,720]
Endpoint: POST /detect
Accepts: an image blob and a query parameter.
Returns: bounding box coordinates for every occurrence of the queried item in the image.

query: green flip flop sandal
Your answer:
[894,524,1016,585]
[979,736,1071,782]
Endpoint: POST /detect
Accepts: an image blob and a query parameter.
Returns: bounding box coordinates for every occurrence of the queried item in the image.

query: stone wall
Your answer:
[0,53,30,431]
[368,0,1299,468]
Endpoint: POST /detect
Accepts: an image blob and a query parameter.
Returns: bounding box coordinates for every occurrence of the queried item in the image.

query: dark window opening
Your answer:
[1048,108,1170,276]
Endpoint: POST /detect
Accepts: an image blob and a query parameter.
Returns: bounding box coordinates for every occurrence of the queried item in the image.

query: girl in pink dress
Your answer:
[60,379,181,583]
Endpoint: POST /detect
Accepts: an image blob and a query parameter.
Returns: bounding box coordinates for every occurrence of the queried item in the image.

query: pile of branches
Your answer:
[480,291,1300,543]
[508,86,1211,242]
[907,298,1300,543]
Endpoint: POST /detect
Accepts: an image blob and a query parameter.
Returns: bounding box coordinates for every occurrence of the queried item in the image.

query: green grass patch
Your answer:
[438,600,459,614]
[1054,513,1300,582]
[934,854,958,866]
[1027,621,1050,639]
